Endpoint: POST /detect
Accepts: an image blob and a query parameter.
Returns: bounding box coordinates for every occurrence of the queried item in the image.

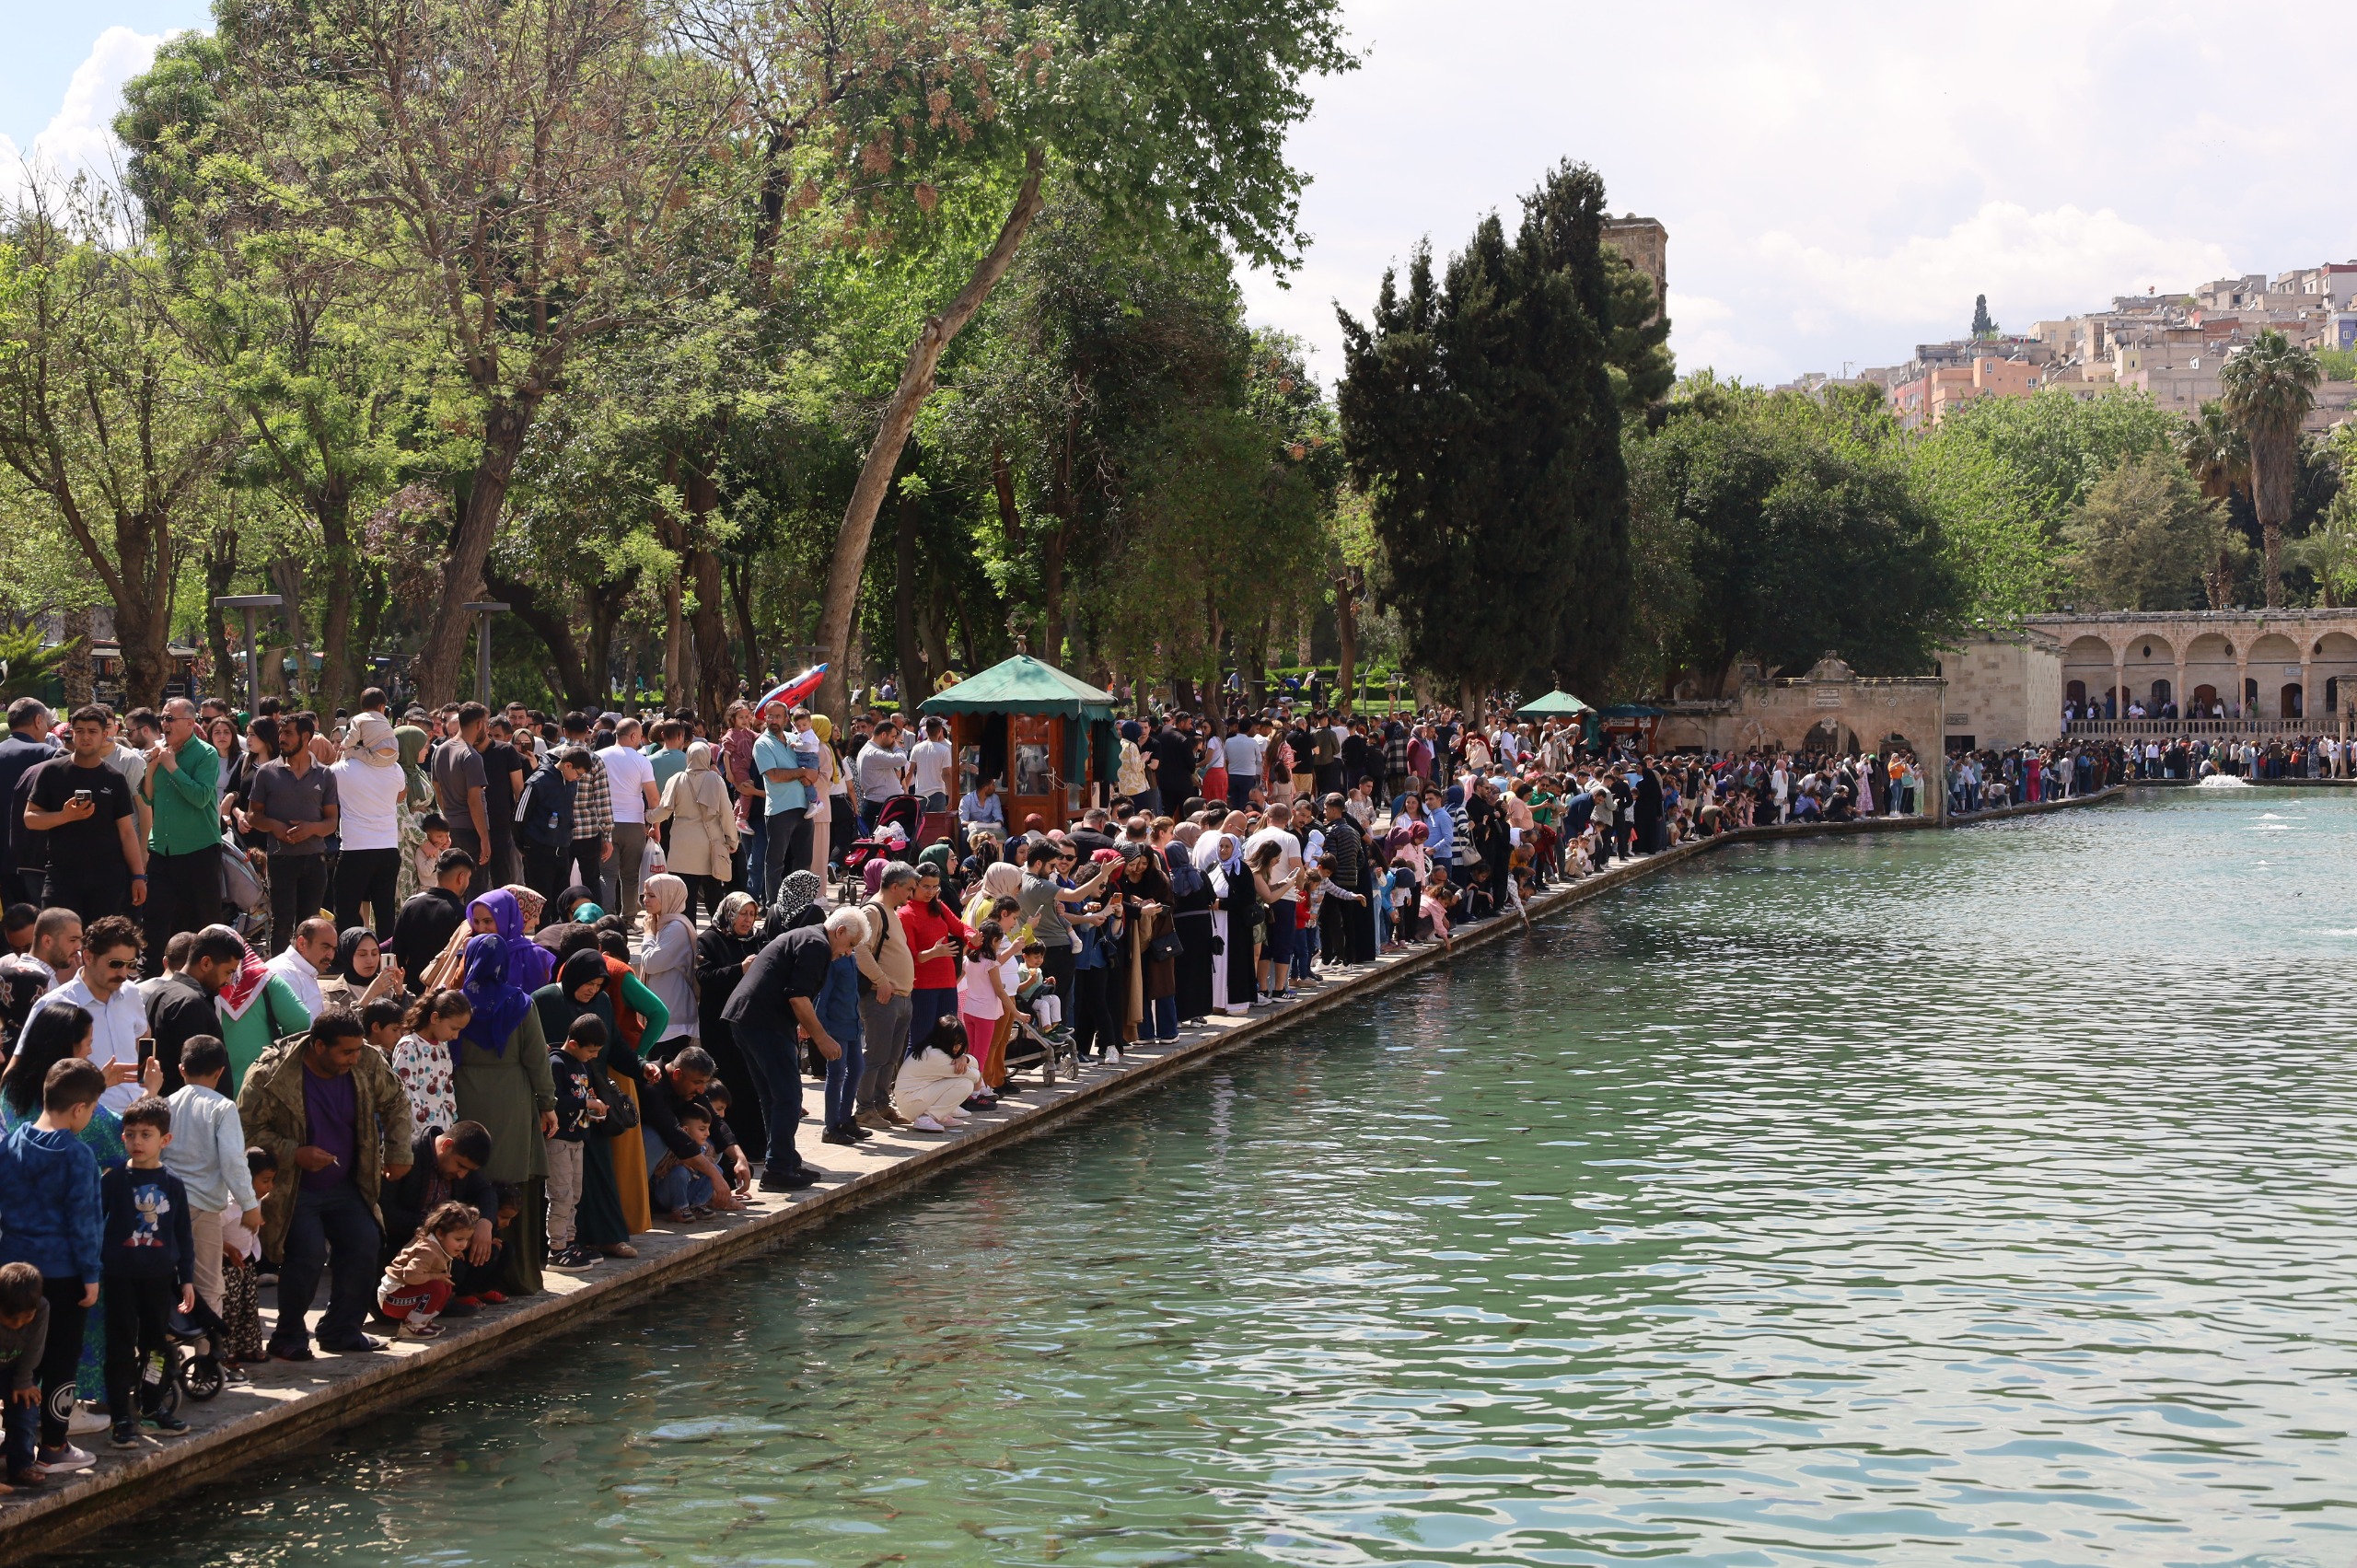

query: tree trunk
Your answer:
[683,467,732,724]
[412,395,541,703]
[894,480,928,705]
[317,480,357,712]
[269,555,310,704]
[112,509,178,710]
[61,608,94,707]
[2263,523,2283,609]
[813,145,1047,722]
[1041,521,1071,668]
[1332,571,1360,715]
[919,582,953,692]
[204,526,238,704]
[485,570,595,711]
[726,555,761,695]
[582,573,634,708]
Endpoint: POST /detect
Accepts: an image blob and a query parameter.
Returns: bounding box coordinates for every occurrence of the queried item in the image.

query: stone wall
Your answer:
[1654,656,1947,820]
[1938,632,2064,750]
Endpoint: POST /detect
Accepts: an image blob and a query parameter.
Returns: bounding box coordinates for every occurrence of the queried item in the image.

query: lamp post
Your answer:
[462,601,509,708]
[211,594,284,714]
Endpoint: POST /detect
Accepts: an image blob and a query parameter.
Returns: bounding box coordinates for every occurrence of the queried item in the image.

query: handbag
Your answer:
[595,1069,641,1131]
[1145,930,1182,964]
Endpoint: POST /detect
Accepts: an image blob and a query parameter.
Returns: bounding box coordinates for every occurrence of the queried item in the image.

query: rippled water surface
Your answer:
[109,787,2357,1566]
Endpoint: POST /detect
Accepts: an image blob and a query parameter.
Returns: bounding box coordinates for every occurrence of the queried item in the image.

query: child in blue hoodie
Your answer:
[0,1058,104,1475]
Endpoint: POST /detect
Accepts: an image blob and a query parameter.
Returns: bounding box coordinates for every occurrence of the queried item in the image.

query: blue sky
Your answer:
[8,2,2347,388]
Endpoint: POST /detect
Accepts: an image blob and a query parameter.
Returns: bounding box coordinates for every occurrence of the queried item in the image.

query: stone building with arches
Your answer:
[2022,610,2357,726]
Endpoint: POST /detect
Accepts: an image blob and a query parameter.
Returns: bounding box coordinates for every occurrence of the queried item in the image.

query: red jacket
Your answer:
[899,896,970,991]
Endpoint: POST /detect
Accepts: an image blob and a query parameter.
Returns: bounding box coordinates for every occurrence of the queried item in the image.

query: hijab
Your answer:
[555,885,598,923]
[536,947,616,1043]
[470,888,554,993]
[773,870,824,927]
[331,926,378,986]
[459,933,534,1056]
[500,884,546,931]
[639,871,692,942]
[708,890,758,937]
[394,725,432,808]
[1192,830,1238,874]
[686,739,715,773]
[981,861,1023,900]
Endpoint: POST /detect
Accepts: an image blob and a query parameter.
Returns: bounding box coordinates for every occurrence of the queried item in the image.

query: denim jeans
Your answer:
[271,1183,383,1353]
[907,986,960,1063]
[822,1027,865,1130]
[1144,994,1178,1040]
[644,1125,714,1213]
[732,1018,806,1173]
[1,1364,33,1475]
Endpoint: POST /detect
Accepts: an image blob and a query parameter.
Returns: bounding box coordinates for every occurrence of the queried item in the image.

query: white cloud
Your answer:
[1755,202,2237,331]
[0,27,168,208]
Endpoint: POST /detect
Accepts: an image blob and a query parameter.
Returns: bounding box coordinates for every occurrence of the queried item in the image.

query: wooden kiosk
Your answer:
[918,655,1119,836]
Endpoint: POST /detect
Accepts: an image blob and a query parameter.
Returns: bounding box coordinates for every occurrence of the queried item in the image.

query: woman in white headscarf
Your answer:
[1193,827,1247,1016]
[656,740,737,922]
[633,872,699,1048]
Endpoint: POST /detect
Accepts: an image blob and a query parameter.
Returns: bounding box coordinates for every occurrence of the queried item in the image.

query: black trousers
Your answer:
[104,1273,176,1419]
[270,1183,382,1353]
[567,838,607,899]
[333,847,403,939]
[35,1277,88,1450]
[523,842,570,907]
[1069,966,1116,1059]
[144,848,223,972]
[267,854,331,949]
[42,866,130,925]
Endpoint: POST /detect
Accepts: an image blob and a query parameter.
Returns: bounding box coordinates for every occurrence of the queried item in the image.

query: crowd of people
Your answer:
[0,679,2240,1493]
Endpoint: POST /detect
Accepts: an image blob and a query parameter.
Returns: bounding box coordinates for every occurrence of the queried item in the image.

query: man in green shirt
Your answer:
[140,696,224,970]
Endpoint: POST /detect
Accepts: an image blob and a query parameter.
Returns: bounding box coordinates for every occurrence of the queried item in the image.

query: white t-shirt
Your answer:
[1223,733,1262,778]
[908,738,953,799]
[331,756,408,851]
[1243,824,1302,877]
[600,743,657,825]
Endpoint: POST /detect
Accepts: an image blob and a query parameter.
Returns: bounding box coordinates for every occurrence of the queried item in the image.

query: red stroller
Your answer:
[839,794,924,891]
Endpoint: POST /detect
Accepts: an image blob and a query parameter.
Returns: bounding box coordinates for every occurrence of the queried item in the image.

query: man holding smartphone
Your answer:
[22,703,145,924]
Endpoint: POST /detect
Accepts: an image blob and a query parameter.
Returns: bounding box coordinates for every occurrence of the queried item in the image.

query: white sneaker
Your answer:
[40,1441,96,1472]
[1103,1047,1125,1067]
[67,1404,108,1436]
[398,1317,445,1340]
[911,1113,946,1132]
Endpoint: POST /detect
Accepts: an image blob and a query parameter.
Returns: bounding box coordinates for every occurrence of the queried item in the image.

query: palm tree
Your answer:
[2177,401,2249,608]
[2219,329,2321,607]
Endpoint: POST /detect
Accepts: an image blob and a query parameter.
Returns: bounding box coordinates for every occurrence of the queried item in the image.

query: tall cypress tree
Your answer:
[1337,160,1630,709]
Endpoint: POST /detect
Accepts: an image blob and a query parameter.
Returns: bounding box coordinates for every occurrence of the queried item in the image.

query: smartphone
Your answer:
[136,1034,155,1066]
[73,789,92,805]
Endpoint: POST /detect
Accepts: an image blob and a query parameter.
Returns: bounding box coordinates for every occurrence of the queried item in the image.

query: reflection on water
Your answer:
[99,788,2357,1567]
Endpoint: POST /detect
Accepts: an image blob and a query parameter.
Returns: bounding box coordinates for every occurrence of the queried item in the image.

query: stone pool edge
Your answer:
[0,782,2121,1561]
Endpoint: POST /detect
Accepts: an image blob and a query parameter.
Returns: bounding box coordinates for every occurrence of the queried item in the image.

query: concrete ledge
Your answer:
[0,780,2126,1558]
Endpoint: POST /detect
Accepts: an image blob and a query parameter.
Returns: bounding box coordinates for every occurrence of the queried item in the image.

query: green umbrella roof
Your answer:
[919,655,1116,721]
[1515,689,1592,717]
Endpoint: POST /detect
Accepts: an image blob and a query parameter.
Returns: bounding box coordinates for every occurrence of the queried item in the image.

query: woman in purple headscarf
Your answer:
[468,888,555,994]
[451,931,555,1296]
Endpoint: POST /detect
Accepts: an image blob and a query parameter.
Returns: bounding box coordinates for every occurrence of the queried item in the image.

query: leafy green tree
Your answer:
[0,195,236,704]
[1971,295,1995,338]
[1625,378,1965,690]
[1339,159,1631,712]
[2176,401,2249,608]
[1601,250,1674,417]
[2063,453,2229,610]
[807,0,1355,716]
[2220,328,2322,606]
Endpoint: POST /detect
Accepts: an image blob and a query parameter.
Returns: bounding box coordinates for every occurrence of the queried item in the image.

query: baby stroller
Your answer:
[1001,981,1082,1087]
[838,795,923,893]
[147,1298,230,1418]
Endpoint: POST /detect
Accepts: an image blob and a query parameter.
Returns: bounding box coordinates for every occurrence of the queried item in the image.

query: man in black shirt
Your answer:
[636,1046,746,1214]
[146,925,250,1093]
[389,848,476,980]
[1147,718,1201,813]
[23,703,145,923]
[721,912,861,1192]
[481,717,529,889]
[0,697,57,902]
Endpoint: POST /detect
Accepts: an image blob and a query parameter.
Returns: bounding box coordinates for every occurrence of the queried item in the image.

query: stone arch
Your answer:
[2123,632,2176,710]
